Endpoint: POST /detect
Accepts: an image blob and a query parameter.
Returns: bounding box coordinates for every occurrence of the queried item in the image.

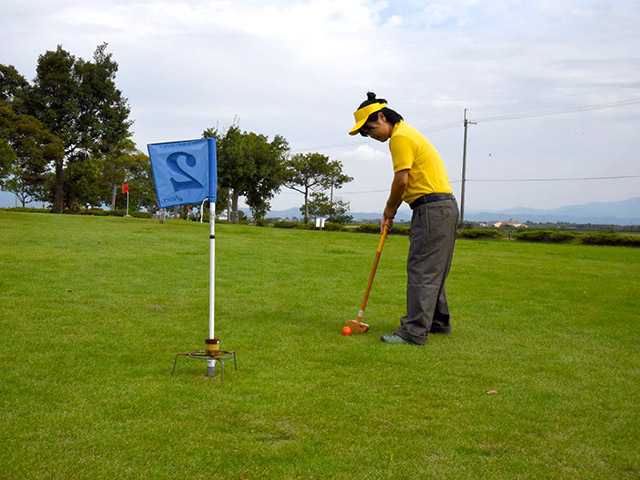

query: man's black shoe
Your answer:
[380,333,423,345]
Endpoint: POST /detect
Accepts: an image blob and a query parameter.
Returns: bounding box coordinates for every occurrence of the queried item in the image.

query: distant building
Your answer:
[481,219,528,228]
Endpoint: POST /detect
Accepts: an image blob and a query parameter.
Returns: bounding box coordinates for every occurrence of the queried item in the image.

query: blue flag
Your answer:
[148,138,217,208]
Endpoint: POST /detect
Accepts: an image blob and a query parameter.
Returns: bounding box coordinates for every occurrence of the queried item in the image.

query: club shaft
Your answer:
[358,225,388,319]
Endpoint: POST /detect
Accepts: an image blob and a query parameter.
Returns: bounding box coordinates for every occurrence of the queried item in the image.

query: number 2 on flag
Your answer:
[166,152,204,192]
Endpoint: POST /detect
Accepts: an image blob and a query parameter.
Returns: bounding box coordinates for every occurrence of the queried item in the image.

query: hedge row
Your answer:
[354,224,410,235]
[513,229,576,243]
[0,207,152,218]
[84,209,153,218]
[273,221,412,234]
[456,228,502,239]
[0,207,49,214]
[273,221,346,231]
[513,229,639,247]
[579,232,640,247]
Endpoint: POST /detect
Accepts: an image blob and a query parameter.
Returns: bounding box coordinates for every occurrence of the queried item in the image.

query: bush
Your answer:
[513,229,576,243]
[86,208,108,216]
[391,225,410,236]
[66,203,84,215]
[274,221,301,229]
[324,222,346,232]
[0,207,50,214]
[354,224,410,235]
[457,228,502,239]
[83,209,151,218]
[580,232,640,247]
[354,224,381,234]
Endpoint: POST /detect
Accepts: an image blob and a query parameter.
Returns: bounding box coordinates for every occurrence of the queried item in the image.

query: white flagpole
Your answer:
[207,200,217,376]
[205,137,219,377]
[209,200,215,338]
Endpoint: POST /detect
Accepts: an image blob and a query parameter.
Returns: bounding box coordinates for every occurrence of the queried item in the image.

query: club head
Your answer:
[346,319,370,333]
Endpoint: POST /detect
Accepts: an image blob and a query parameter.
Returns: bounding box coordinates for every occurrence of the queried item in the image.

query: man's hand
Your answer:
[382,169,409,233]
[382,208,395,233]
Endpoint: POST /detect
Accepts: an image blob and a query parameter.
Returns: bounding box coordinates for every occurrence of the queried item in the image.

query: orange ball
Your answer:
[342,326,352,336]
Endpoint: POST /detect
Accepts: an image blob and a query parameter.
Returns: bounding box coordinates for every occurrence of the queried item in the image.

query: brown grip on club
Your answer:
[358,224,389,317]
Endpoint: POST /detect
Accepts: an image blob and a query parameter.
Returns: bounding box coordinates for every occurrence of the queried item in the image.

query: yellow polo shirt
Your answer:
[389,121,453,205]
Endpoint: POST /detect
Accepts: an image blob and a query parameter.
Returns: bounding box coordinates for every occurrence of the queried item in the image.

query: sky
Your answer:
[1,0,639,214]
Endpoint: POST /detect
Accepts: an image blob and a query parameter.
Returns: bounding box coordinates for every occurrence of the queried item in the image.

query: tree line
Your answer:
[0,44,353,223]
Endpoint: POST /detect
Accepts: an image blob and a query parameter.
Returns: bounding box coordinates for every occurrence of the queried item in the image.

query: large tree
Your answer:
[98,138,149,210]
[24,43,132,212]
[204,125,288,223]
[305,192,353,225]
[243,131,288,222]
[284,153,352,224]
[0,104,64,206]
[106,151,157,212]
[0,64,64,207]
[1,65,59,204]
[0,64,29,104]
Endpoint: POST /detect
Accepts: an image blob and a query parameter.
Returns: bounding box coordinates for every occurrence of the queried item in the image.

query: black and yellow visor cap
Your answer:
[348,103,387,135]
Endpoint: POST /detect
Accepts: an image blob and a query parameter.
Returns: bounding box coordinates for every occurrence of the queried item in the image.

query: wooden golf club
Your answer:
[346,223,389,333]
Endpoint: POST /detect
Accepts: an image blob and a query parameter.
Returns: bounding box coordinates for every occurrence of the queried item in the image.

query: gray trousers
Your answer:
[395,198,458,344]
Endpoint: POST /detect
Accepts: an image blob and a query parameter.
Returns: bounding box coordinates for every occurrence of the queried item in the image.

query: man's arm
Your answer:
[382,169,409,231]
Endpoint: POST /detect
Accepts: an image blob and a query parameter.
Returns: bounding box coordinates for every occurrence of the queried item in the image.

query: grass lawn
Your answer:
[1,211,638,479]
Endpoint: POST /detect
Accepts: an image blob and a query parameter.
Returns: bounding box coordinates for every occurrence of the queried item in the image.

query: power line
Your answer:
[292,97,639,153]
[290,97,639,153]
[284,99,639,208]
[281,175,640,196]
[290,94,640,153]
[337,189,389,195]
[473,98,640,123]
[458,98,639,221]
[451,174,640,183]
[278,187,388,195]
[299,174,639,196]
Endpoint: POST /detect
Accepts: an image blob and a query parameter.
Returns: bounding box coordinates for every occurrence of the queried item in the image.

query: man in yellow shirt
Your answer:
[349,92,459,345]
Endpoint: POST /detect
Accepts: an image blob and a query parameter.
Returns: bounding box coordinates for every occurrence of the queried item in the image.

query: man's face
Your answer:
[360,113,392,142]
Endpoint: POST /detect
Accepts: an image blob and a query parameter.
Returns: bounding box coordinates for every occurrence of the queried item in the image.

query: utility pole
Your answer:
[460,109,476,225]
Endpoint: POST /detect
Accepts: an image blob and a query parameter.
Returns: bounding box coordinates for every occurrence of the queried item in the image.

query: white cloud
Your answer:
[341,144,389,164]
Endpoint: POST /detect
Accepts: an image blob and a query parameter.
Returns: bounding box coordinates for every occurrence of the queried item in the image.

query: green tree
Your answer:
[204,125,288,224]
[284,153,352,224]
[98,139,148,210]
[205,125,243,220]
[0,107,17,182]
[0,64,29,104]
[243,132,288,222]
[63,152,102,208]
[24,43,132,213]
[126,160,158,213]
[202,127,230,216]
[1,64,60,205]
[305,192,353,225]
[0,103,64,206]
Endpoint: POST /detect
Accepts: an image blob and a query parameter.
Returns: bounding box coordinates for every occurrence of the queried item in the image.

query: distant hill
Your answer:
[262,197,640,225]
[464,197,640,225]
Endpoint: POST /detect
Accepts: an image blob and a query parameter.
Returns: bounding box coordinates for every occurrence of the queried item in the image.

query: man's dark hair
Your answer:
[358,91,404,136]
